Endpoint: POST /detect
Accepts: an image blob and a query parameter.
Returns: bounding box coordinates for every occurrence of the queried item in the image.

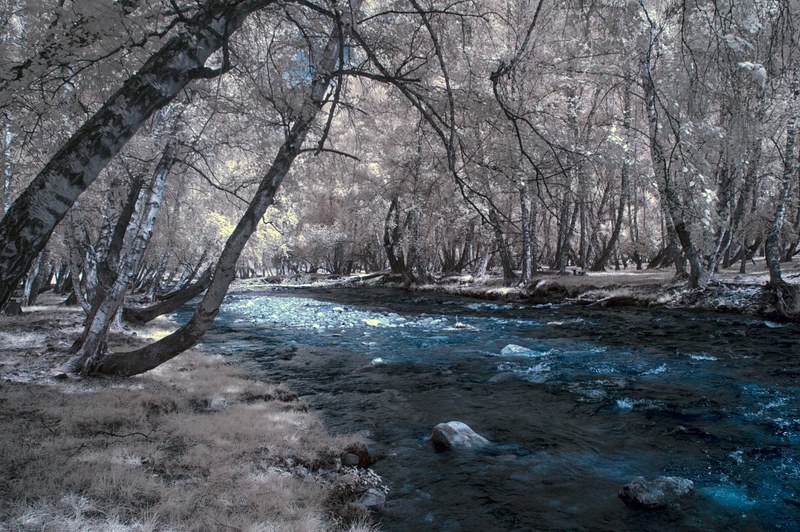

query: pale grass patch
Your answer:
[0,330,46,349]
[0,348,381,531]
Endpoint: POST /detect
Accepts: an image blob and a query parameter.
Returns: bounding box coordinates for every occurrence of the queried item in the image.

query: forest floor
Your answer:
[0,294,382,532]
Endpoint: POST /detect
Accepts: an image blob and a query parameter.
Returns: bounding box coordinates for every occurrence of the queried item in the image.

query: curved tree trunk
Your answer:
[123,267,213,324]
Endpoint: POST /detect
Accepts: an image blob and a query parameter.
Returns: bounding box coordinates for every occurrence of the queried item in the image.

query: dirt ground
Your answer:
[0,295,382,532]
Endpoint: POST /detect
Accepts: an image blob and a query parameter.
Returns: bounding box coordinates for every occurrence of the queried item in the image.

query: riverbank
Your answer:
[0,297,382,531]
[232,258,800,321]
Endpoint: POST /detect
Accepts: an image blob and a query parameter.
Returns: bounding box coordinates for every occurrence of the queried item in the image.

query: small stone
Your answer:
[359,488,386,509]
[430,421,490,450]
[619,476,694,508]
[343,442,376,468]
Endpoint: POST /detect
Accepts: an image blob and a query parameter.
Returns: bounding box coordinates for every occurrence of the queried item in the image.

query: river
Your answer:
[190,287,800,531]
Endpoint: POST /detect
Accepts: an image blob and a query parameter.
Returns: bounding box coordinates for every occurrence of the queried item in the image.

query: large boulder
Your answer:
[618,476,695,509]
[430,421,490,450]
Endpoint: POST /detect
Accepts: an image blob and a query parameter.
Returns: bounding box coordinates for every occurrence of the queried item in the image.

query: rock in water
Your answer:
[359,488,386,509]
[500,344,531,355]
[430,421,490,450]
[618,476,695,508]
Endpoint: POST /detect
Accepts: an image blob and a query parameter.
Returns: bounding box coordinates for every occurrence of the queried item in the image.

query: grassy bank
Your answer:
[0,300,382,531]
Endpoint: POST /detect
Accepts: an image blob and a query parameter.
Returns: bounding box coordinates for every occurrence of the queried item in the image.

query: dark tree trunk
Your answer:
[488,207,516,284]
[383,196,408,276]
[642,25,706,288]
[591,86,632,272]
[123,267,213,325]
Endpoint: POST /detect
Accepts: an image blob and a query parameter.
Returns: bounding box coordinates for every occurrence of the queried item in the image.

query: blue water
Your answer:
[193,288,800,530]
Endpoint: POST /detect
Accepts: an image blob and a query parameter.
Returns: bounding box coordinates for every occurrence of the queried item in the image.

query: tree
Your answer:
[0,0,277,310]
[66,0,364,375]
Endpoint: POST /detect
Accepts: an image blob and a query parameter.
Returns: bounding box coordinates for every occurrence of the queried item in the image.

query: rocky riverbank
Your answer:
[0,297,383,531]
[428,260,800,321]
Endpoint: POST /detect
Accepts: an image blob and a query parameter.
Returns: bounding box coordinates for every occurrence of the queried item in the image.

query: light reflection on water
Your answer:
[191,288,800,531]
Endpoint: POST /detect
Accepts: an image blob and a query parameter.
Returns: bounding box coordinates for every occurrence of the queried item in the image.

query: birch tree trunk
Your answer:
[65,139,178,372]
[79,1,363,376]
[21,250,48,306]
[0,0,277,310]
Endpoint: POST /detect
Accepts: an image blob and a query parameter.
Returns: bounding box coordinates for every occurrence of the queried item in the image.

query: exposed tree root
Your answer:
[762,281,800,322]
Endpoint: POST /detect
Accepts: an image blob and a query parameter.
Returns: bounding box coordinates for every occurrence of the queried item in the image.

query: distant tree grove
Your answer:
[0,0,798,375]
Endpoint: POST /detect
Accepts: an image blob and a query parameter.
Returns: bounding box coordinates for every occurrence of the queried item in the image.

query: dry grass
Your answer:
[0,300,383,531]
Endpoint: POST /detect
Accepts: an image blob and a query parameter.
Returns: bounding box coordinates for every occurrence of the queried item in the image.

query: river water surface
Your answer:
[192,288,799,530]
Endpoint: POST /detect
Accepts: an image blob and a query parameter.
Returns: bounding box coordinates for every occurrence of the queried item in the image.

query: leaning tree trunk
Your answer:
[78,2,362,377]
[21,250,49,306]
[0,0,278,310]
[72,175,146,346]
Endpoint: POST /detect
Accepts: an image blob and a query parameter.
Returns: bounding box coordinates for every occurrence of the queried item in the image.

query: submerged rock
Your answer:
[430,421,490,450]
[618,476,695,508]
